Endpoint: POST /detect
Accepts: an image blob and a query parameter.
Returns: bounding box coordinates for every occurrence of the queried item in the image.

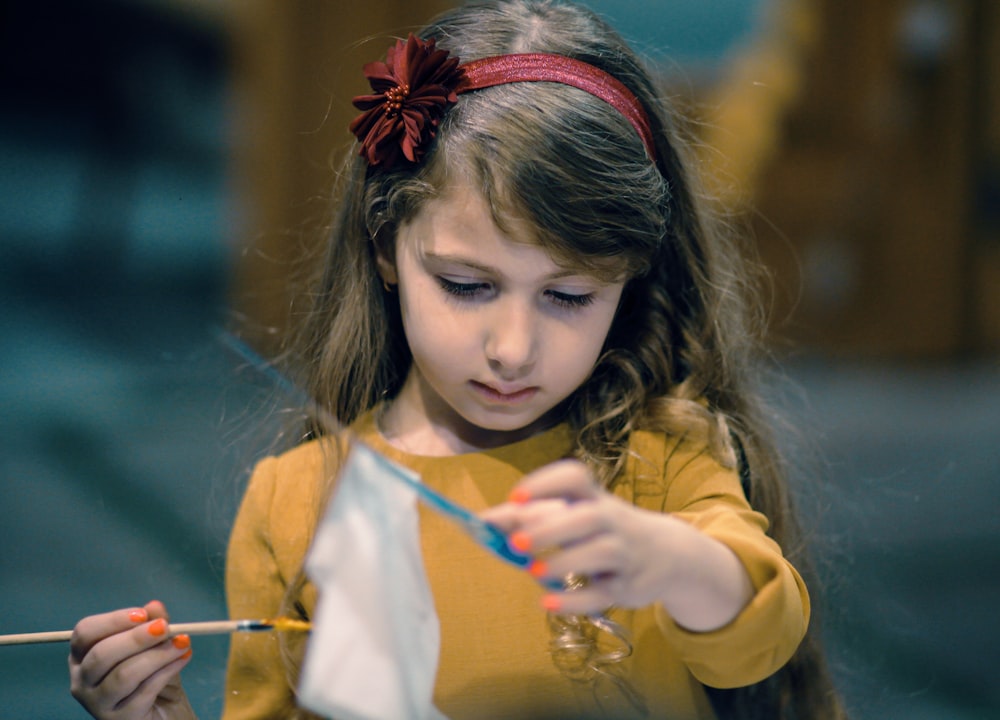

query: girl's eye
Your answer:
[546,290,596,309]
[437,277,490,298]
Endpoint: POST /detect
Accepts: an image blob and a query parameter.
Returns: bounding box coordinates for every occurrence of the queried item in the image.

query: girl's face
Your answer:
[378,186,626,455]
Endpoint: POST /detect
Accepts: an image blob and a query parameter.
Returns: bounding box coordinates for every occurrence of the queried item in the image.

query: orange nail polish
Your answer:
[509,488,531,505]
[542,595,562,612]
[172,634,191,650]
[180,649,193,660]
[147,618,167,637]
[128,609,147,623]
[510,532,532,553]
[529,560,548,578]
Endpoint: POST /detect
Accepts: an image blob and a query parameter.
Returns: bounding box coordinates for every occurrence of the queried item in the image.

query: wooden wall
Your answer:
[224,1,456,351]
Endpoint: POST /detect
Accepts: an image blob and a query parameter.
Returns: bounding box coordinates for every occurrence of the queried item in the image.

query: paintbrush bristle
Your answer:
[264,617,312,633]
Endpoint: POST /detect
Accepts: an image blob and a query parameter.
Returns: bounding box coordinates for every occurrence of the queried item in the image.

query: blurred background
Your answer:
[1,0,997,717]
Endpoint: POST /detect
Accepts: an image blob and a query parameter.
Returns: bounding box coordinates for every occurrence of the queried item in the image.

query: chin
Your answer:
[465,412,535,433]
[460,404,557,436]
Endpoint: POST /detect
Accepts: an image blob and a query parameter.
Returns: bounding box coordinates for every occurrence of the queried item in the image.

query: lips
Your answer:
[470,380,539,404]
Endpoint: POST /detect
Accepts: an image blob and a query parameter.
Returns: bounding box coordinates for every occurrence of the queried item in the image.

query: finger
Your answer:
[75,616,174,689]
[144,599,170,622]
[510,460,600,503]
[69,606,153,664]
[478,501,520,531]
[512,500,611,556]
[480,498,574,554]
[74,630,192,714]
[530,533,626,584]
[109,640,193,714]
[542,582,619,617]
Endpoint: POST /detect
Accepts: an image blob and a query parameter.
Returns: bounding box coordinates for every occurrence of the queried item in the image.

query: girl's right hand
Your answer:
[69,600,196,720]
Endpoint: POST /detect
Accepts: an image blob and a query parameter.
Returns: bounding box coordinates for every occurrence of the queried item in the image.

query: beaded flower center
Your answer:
[384,84,410,117]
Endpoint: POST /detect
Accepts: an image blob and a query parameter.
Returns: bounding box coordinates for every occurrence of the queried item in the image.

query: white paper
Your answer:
[298,443,447,720]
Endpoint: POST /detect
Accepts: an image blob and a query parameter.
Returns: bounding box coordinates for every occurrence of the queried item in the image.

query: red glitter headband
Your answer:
[350,34,656,169]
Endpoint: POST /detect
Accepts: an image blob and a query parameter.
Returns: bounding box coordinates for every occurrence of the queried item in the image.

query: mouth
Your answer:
[470,381,539,404]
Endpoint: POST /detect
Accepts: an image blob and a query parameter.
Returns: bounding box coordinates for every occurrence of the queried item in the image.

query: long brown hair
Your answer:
[283,1,845,717]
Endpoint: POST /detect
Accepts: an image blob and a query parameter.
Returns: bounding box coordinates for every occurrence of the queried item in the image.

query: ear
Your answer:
[374,248,398,286]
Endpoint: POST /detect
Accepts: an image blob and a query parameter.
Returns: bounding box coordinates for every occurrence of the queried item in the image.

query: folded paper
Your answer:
[298,443,447,720]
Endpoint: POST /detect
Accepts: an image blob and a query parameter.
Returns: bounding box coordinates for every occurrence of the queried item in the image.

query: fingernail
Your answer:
[128,608,148,623]
[147,618,167,637]
[180,649,193,660]
[542,595,562,612]
[509,488,531,505]
[529,560,548,578]
[172,634,191,650]
[509,532,532,553]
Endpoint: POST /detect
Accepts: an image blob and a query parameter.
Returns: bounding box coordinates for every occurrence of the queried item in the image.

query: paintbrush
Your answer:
[0,617,311,646]
[218,331,547,578]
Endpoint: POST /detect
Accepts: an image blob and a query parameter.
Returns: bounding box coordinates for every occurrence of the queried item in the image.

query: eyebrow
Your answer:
[423,251,583,281]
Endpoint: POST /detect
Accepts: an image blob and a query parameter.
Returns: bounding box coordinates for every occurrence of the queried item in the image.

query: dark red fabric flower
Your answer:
[350,34,464,169]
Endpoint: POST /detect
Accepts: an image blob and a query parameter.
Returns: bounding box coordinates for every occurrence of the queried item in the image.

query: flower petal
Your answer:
[348,34,466,168]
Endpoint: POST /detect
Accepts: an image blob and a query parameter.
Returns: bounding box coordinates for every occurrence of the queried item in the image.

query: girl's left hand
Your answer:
[482,459,753,629]
[481,459,685,616]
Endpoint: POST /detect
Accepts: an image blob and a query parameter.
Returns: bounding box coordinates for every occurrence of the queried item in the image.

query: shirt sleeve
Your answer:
[636,436,810,689]
[221,455,298,719]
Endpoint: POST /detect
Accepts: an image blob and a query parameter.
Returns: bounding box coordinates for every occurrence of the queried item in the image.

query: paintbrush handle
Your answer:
[0,619,309,646]
[170,620,251,636]
[0,630,74,645]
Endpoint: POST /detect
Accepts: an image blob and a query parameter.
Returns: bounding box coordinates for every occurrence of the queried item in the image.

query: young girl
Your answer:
[69,1,845,718]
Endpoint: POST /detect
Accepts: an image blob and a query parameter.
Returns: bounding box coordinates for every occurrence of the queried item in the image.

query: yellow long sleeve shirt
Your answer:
[223,412,808,719]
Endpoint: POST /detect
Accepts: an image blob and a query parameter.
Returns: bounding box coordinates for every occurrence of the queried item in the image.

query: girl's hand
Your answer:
[69,600,196,720]
[482,460,753,631]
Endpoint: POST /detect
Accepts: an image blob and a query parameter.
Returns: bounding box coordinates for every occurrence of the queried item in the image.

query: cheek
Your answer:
[575,332,610,376]
[580,308,618,369]
[544,318,612,382]
[399,287,474,359]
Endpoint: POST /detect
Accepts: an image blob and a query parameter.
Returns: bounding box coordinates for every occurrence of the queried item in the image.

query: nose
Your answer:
[484,299,537,376]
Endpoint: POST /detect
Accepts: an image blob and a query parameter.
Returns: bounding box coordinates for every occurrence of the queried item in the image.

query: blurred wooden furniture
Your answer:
[703,0,1000,357]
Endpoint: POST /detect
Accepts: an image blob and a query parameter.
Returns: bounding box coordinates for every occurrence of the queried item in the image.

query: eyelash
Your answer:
[547,290,595,308]
[436,277,488,298]
[435,277,595,309]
